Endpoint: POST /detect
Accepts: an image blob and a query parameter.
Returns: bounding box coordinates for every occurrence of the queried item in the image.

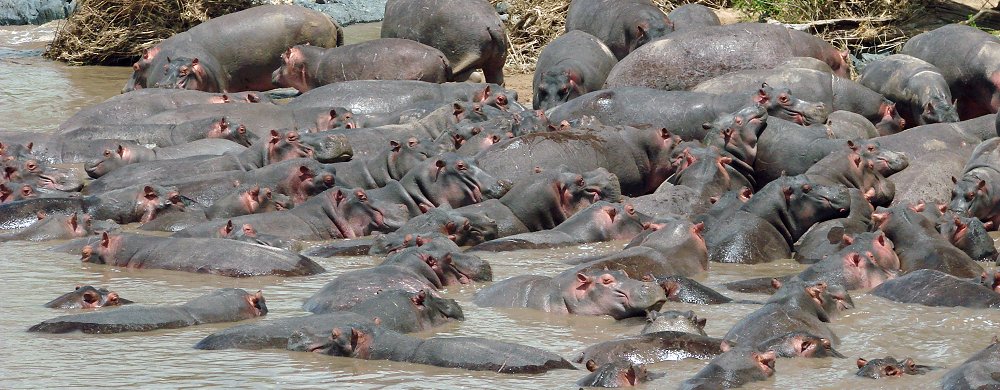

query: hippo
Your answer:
[668,4,720,30]
[937,211,999,262]
[303,244,491,314]
[701,104,769,189]
[902,24,1000,119]
[474,124,677,196]
[950,137,1000,227]
[941,337,1000,389]
[134,101,359,138]
[692,67,887,125]
[285,80,521,115]
[568,218,708,277]
[3,157,85,192]
[663,143,753,204]
[327,137,440,190]
[792,246,898,290]
[59,118,255,157]
[204,186,288,220]
[605,23,849,92]
[57,89,268,133]
[381,0,507,84]
[292,323,575,374]
[0,212,93,242]
[871,203,984,278]
[0,184,182,230]
[546,86,826,142]
[83,129,322,194]
[679,346,777,390]
[467,201,646,252]
[271,39,451,93]
[473,267,665,319]
[856,356,935,379]
[792,189,875,262]
[366,210,500,255]
[825,111,880,139]
[759,332,843,358]
[802,140,896,206]
[658,275,736,305]
[124,5,343,92]
[82,232,325,277]
[870,269,1000,308]
[575,331,725,366]
[532,30,617,111]
[43,285,133,309]
[724,281,840,347]
[194,289,464,350]
[705,175,850,264]
[565,0,672,60]
[29,288,266,334]
[858,54,959,126]
[84,139,248,178]
[641,310,707,336]
[577,360,652,388]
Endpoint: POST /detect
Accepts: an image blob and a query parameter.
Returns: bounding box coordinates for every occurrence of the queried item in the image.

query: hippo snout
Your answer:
[484,179,513,199]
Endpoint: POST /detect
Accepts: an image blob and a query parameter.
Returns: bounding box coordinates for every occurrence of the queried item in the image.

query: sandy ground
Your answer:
[505,72,534,106]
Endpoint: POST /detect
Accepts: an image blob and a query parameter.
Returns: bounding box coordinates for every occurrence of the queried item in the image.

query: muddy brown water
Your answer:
[1,22,999,389]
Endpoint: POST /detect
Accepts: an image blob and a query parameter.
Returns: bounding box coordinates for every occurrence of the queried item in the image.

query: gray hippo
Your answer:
[271,39,452,93]
[532,30,617,111]
[565,0,673,60]
[941,337,1000,389]
[858,54,959,126]
[856,356,935,379]
[29,288,266,334]
[124,5,343,93]
[871,204,984,278]
[679,346,777,390]
[574,331,725,366]
[43,285,132,309]
[949,137,1000,228]
[0,184,182,230]
[577,360,652,388]
[871,269,1000,308]
[381,0,507,85]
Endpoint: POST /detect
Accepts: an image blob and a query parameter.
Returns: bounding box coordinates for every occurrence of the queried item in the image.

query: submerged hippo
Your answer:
[43,286,133,309]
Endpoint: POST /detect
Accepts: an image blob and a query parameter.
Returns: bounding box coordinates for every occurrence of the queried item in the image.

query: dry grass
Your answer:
[494,0,919,74]
[44,0,261,65]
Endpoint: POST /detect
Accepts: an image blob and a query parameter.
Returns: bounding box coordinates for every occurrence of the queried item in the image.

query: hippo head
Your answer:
[204,117,255,147]
[324,188,389,239]
[838,250,898,290]
[980,271,1000,294]
[920,96,960,125]
[435,250,493,285]
[875,102,906,136]
[627,127,682,194]
[778,175,851,242]
[85,145,137,179]
[641,309,707,336]
[835,230,900,272]
[703,104,768,168]
[316,324,382,359]
[81,232,123,265]
[701,346,777,384]
[134,185,185,223]
[309,107,357,131]
[627,219,708,273]
[856,356,933,378]
[272,45,316,93]
[534,68,587,111]
[34,212,93,240]
[299,132,352,163]
[44,285,128,309]
[155,56,217,92]
[756,84,828,125]
[573,202,648,242]
[265,130,315,163]
[578,360,651,388]
[949,176,992,220]
[626,10,674,54]
[402,153,511,210]
[451,124,514,155]
[123,46,159,93]
[0,183,36,203]
[842,140,896,207]
[768,280,837,322]
[757,332,843,358]
[386,137,439,178]
[938,212,999,262]
[857,140,909,178]
[564,269,666,320]
[473,85,519,112]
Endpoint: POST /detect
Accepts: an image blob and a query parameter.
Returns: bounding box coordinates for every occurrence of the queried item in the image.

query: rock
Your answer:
[285,0,387,26]
[0,0,76,26]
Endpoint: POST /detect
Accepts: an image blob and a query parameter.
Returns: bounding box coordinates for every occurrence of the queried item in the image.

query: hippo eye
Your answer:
[802,184,812,193]
[103,150,112,158]
[355,191,368,201]
[470,127,481,136]
[867,145,875,152]
[779,95,789,103]
[26,161,37,170]
[456,162,467,171]
[576,177,585,187]
[496,95,507,105]
[601,276,614,284]
[625,204,635,214]
[734,117,743,126]
[800,340,812,351]
[967,192,975,200]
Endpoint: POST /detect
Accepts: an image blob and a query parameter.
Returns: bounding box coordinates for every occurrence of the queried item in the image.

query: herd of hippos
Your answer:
[4,0,1000,388]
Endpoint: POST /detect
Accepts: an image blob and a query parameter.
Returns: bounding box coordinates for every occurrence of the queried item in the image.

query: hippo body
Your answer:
[941,338,1000,390]
[195,289,463,350]
[0,185,181,230]
[297,323,575,374]
[285,80,520,115]
[568,218,709,277]
[679,347,776,390]
[82,233,325,277]
[871,204,984,278]
[668,4,720,30]
[859,54,959,126]
[125,5,344,93]
[473,268,666,320]
[272,39,452,93]
[29,289,265,333]
[532,30,617,111]
[641,310,708,335]
[565,0,673,60]
[605,23,849,92]
[60,117,255,150]
[724,282,841,347]
[575,331,724,366]
[381,0,507,84]
[871,269,1000,308]
[902,24,1000,119]
[949,137,1000,227]
[84,139,248,178]
[467,201,645,252]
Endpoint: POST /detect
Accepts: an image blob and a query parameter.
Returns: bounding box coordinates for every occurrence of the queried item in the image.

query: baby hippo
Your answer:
[272,40,452,93]
[641,310,707,336]
[856,356,935,378]
[577,360,652,388]
[43,285,133,309]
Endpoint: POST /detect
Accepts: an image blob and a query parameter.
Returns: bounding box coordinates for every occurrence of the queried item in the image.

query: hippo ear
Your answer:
[389,140,401,152]
[224,220,235,235]
[659,128,672,140]
[410,290,426,307]
[702,122,712,130]
[586,360,598,372]
[782,186,793,201]
[951,176,958,184]
[69,213,78,231]
[116,144,126,158]
[35,210,46,221]
[575,273,594,297]
[909,202,926,213]
[269,129,280,144]
[25,142,32,152]
[191,57,199,66]
[635,22,648,40]
[857,358,868,369]
[100,231,110,248]
[845,252,863,268]
[770,278,782,290]
[978,180,988,193]
[697,317,707,328]
[720,340,732,352]
[372,317,381,326]
[143,186,156,199]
